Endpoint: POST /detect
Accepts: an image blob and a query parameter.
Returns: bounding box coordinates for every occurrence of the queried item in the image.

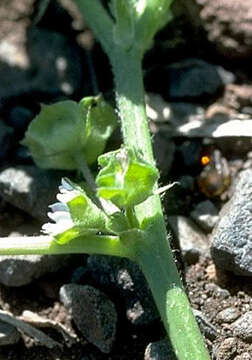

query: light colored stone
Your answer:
[211,169,252,276]
[232,312,252,342]
[168,215,210,262]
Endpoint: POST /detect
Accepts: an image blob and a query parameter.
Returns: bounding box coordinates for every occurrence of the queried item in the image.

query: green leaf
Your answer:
[80,96,118,165]
[96,147,159,209]
[22,96,117,170]
[136,0,173,51]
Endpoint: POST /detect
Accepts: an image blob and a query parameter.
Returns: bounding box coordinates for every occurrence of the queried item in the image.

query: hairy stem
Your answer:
[111,48,210,360]
[0,235,135,259]
[74,0,114,54]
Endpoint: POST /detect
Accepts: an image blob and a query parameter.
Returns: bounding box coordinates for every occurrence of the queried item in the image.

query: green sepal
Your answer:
[67,195,107,232]
[96,147,159,209]
[22,96,117,170]
[80,96,118,165]
[106,211,129,234]
[110,0,173,53]
[54,226,82,245]
[134,0,173,51]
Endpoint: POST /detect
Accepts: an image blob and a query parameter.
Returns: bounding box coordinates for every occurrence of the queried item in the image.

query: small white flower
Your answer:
[42,179,75,236]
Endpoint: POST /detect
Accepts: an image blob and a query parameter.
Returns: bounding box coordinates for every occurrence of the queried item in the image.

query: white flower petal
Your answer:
[49,202,68,213]
[42,178,82,237]
[56,190,79,204]
[61,178,73,190]
[42,218,73,235]
[48,211,72,223]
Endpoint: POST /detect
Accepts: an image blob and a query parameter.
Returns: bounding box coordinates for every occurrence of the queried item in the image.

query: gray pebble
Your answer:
[231,312,252,342]
[0,253,70,287]
[217,307,240,324]
[167,216,210,263]
[211,169,252,276]
[144,340,175,360]
[87,255,159,326]
[0,166,64,222]
[60,284,117,353]
[0,320,20,346]
[190,200,219,232]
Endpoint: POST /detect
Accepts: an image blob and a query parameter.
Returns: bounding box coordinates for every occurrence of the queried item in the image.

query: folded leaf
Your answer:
[22,96,117,170]
[80,96,118,165]
[96,147,159,208]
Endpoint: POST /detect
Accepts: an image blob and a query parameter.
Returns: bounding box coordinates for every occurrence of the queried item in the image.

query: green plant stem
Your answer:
[75,153,97,192]
[74,0,114,54]
[111,48,210,360]
[0,235,135,259]
[73,0,210,356]
[112,50,154,164]
[125,207,139,228]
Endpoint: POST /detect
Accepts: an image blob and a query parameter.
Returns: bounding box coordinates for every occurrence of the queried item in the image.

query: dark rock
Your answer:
[167,216,210,263]
[0,122,13,161]
[8,106,34,133]
[0,320,20,346]
[165,59,232,100]
[211,169,252,276]
[231,312,252,342]
[178,175,194,192]
[0,0,34,99]
[178,139,202,168]
[0,1,83,101]
[60,284,117,353]
[0,166,65,222]
[152,132,175,177]
[190,200,219,232]
[26,26,83,96]
[144,340,175,360]
[87,255,159,326]
[14,145,33,164]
